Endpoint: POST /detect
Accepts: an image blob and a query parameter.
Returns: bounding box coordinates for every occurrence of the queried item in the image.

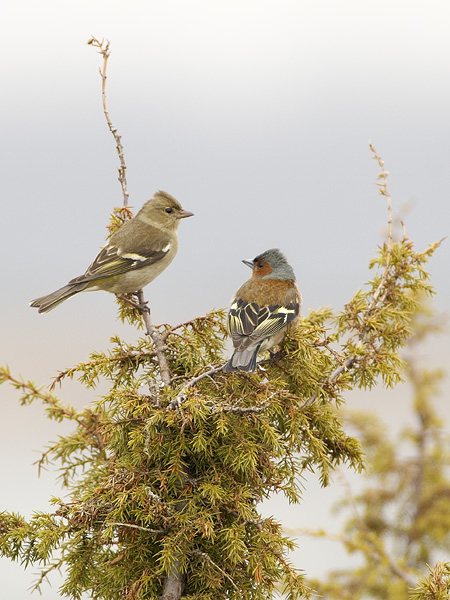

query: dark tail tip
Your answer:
[223,346,260,373]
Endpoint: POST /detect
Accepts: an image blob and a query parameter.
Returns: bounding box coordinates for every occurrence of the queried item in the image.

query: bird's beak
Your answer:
[176,209,194,219]
[242,259,254,269]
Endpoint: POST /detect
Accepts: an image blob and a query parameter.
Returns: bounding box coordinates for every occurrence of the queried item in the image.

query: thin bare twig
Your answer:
[223,403,271,414]
[160,317,206,341]
[218,390,281,414]
[107,522,166,535]
[368,141,393,310]
[87,37,129,207]
[137,290,172,386]
[88,38,171,388]
[302,356,357,408]
[302,144,395,408]
[167,364,225,410]
[369,142,393,248]
[192,550,239,591]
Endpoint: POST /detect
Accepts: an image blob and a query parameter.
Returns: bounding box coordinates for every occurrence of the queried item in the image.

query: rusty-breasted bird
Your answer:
[224,248,302,372]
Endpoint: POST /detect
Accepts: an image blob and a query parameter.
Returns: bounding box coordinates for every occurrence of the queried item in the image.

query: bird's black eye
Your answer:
[258,262,264,268]
[165,207,173,214]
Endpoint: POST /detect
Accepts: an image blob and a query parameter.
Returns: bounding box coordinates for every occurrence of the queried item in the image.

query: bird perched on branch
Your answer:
[224,248,302,372]
[30,190,193,313]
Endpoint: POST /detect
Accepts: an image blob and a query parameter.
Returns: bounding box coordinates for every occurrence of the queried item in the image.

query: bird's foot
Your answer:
[117,294,150,314]
[268,348,284,365]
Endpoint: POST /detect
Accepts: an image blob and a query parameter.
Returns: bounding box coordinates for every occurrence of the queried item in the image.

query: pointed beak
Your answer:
[176,209,194,219]
[242,259,254,269]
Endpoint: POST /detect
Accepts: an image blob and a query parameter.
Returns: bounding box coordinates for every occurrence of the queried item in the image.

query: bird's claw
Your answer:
[268,349,284,365]
[117,294,150,314]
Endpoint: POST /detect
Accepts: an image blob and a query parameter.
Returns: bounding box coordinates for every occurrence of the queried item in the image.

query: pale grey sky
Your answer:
[1,0,450,597]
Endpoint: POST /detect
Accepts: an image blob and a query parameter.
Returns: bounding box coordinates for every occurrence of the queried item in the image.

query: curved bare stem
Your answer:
[87,37,129,207]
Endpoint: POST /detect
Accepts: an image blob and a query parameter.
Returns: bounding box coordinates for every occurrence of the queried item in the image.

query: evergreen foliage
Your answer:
[304,300,450,599]
[411,562,450,600]
[0,216,442,598]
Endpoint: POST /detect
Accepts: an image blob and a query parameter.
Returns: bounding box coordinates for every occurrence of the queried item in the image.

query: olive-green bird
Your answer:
[30,190,193,313]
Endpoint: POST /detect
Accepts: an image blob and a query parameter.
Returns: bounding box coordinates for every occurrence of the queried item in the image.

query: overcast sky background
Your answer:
[1,0,450,597]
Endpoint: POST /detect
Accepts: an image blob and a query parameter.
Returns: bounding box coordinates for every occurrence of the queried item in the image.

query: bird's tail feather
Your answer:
[30,282,88,313]
[223,345,261,373]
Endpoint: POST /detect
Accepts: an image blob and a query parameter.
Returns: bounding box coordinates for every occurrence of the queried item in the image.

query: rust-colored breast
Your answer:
[236,278,300,307]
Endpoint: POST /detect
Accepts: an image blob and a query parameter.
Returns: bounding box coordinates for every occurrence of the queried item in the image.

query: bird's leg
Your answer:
[268,348,285,365]
[265,348,291,377]
[117,293,150,314]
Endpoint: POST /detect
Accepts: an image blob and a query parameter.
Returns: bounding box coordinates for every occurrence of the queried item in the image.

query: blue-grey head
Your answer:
[242,248,296,281]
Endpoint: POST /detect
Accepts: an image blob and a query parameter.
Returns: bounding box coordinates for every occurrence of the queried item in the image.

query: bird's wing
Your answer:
[228,297,299,351]
[69,239,172,284]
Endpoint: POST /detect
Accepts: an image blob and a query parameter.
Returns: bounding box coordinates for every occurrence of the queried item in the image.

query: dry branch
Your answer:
[87,37,129,207]
[88,37,183,598]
